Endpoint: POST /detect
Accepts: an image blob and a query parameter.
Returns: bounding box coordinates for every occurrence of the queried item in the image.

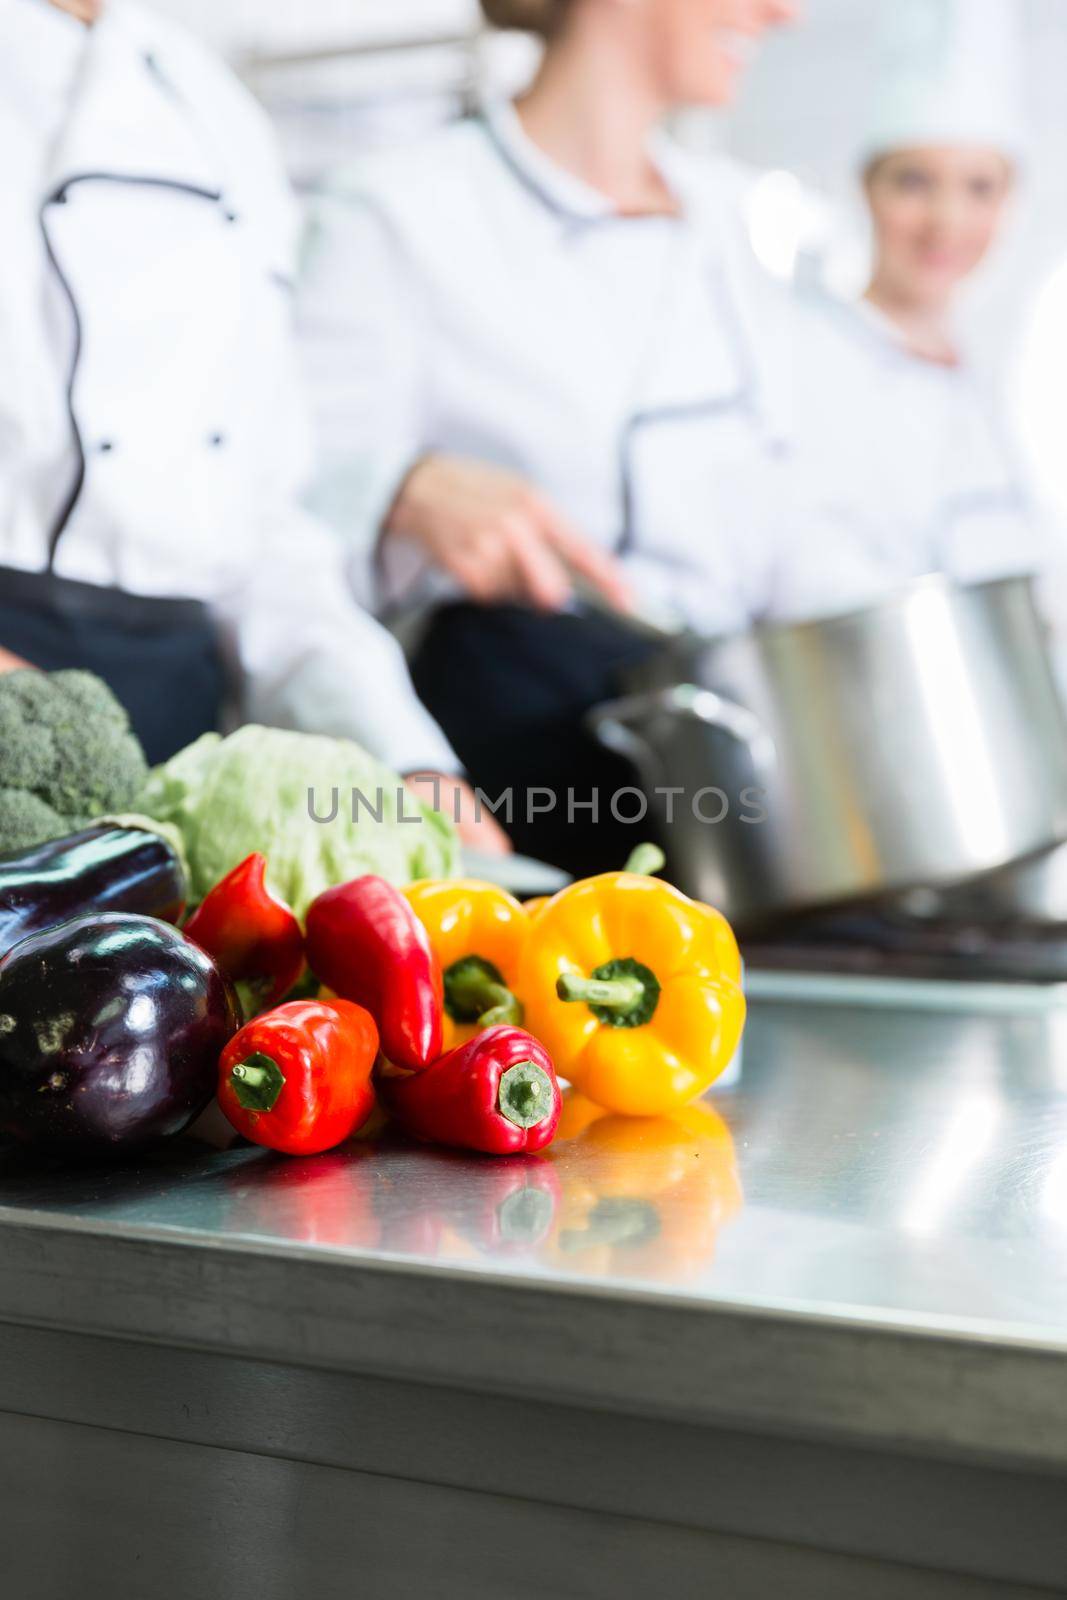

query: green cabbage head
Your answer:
[140,726,458,918]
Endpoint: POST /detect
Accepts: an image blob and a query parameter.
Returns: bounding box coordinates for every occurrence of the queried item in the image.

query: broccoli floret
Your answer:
[50,670,131,731]
[40,670,147,819]
[0,789,69,856]
[0,675,60,791]
[0,669,148,854]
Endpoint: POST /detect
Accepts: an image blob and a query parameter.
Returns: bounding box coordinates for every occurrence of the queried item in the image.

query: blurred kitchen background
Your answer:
[150,0,1067,519]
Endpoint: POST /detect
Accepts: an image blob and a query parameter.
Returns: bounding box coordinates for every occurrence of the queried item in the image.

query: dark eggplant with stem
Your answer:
[0,913,239,1156]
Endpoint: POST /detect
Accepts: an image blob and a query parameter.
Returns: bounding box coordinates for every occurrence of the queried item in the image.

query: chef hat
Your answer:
[861,0,1028,169]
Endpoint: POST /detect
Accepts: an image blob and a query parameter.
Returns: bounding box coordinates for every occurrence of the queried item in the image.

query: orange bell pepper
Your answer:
[403,878,532,1049]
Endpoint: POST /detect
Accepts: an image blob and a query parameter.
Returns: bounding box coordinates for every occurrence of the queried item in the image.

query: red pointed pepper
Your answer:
[218,998,378,1156]
[305,875,443,1071]
[378,1025,561,1155]
[184,853,304,1012]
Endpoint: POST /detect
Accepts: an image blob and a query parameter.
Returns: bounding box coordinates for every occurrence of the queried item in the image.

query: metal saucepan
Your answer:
[588,574,1067,929]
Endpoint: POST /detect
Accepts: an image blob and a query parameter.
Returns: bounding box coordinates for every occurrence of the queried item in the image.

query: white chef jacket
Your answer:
[766,286,1055,622]
[299,101,794,638]
[0,0,458,775]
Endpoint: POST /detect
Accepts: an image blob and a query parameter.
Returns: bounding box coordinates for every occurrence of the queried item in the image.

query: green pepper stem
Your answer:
[556,973,646,1010]
[234,977,272,1025]
[556,957,663,1030]
[498,1061,554,1129]
[445,956,524,1030]
[623,842,666,877]
[230,1052,286,1114]
[478,996,523,1028]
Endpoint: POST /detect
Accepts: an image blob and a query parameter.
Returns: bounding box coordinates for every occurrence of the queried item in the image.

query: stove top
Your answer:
[742,909,1067,985]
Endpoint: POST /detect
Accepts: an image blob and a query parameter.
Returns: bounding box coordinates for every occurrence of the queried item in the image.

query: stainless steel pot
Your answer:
[589,574,1067,929]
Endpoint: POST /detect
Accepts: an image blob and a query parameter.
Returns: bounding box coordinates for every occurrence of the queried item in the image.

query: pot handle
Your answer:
[588,684,777,778]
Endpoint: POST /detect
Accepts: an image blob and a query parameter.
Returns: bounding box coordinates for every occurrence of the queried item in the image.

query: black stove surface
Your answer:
[742,909,1067,985]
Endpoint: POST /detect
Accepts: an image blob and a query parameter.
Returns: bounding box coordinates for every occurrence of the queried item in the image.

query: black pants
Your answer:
[411,603,661,874]
[0,566,224,766]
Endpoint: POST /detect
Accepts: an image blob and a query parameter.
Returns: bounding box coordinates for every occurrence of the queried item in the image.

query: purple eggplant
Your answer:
[0,914,239,1156]
[0,825,186,962]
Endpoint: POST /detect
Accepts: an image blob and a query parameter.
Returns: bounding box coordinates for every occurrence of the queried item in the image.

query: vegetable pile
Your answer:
[0,843,743,1163]
[0,671,746,1166]
[207,865,561,1156]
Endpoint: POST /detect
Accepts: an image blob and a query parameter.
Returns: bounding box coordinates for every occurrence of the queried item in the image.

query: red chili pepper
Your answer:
[378,1025,561,1156]
[305,875,443,1071]
[185,853,304,1011]
[217,998,378,1156]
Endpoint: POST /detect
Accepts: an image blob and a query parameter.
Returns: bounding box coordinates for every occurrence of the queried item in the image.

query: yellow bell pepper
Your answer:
[403,879,532,1050]
[520,865,745,1116]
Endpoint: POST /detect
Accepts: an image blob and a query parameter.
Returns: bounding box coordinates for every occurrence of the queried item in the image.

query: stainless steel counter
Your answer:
[2,979,1067,1598]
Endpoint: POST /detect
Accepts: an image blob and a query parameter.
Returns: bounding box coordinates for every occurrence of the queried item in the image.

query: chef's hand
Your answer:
[404,773,513,856]
[386,455,632,613]
[0,647,29,674]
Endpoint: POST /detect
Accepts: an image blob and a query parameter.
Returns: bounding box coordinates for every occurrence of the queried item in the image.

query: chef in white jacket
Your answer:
[300,0,797,869]
[773,0,1053,622]
[0,0,504,847]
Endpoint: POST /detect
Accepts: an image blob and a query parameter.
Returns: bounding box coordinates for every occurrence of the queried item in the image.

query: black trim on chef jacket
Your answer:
[1,47,242,762]
[39,170,224,565]
[469,108,611,233]
[619,383,752,560]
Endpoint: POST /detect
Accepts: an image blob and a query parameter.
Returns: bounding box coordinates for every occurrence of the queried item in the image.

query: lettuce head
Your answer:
[140,726,458,917]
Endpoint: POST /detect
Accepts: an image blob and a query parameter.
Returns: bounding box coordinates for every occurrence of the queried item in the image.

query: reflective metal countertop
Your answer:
[2,974,1066,1345]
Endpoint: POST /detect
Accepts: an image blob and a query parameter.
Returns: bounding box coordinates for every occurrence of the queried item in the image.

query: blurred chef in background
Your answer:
[300,0,798,871]
[0,0,504,849]
[773,0,1056,621]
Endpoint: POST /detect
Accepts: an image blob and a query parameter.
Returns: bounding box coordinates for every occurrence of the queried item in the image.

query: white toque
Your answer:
[860,0,1028,169]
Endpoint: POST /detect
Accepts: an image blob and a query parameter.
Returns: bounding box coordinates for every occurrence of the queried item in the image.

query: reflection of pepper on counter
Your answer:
[544,1094,742,1282]
[449,1153,562,1256]
[521,863,746,1116]
[371,1160,449,1258]
[224,1148,382,1250]
[370,1147,562,1261]
[404,879,530,1048]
